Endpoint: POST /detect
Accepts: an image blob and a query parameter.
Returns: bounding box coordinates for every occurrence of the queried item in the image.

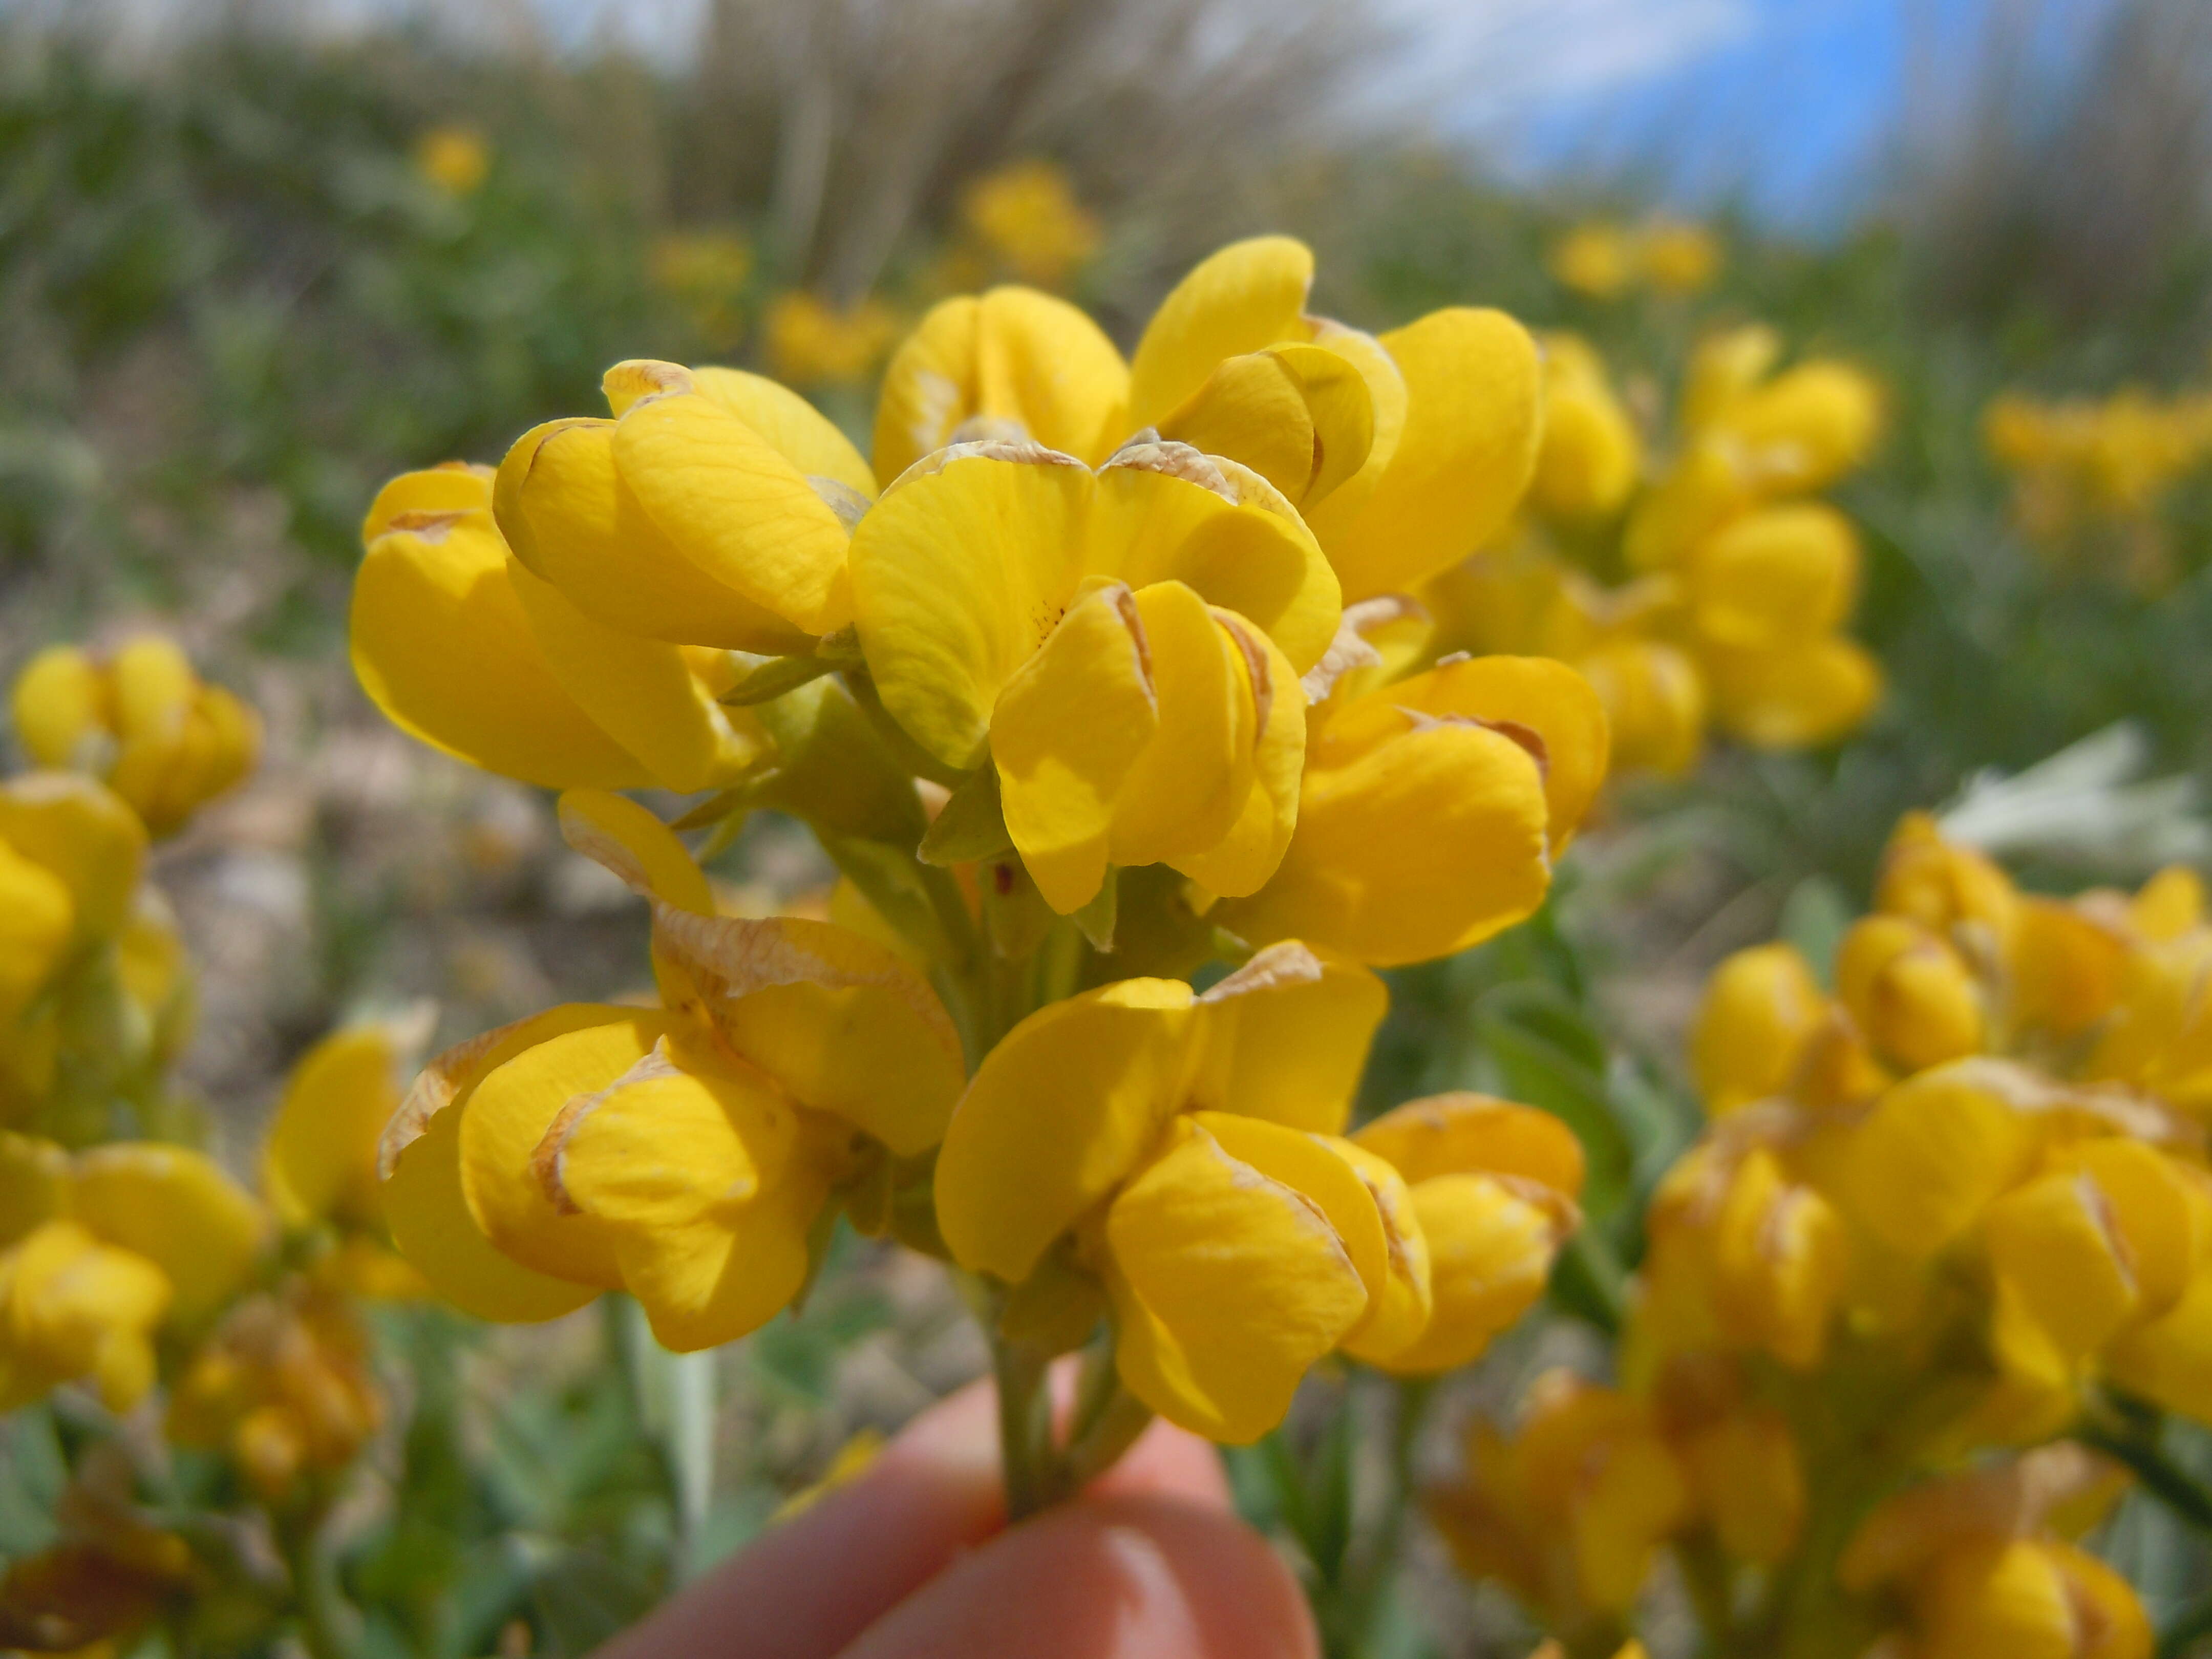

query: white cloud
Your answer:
[1355,0,1760,130]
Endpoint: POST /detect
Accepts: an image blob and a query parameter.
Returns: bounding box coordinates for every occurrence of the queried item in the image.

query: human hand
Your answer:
[593,1376,1316,1659]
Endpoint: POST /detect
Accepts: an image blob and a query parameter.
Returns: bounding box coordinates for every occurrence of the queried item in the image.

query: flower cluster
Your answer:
[1438,814,2209,1649]
[1984,385,2212,589]
[1432,324,1885,774]
[1549,220,1723,301]
[352,232,1613,1472]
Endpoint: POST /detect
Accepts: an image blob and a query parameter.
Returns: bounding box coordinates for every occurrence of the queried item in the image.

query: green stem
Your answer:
[1317,1373,1436,1659]
[279,1509,358,1659]
[992,1336,1052,1523]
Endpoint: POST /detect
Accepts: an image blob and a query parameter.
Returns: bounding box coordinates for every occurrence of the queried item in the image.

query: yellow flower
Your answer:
[0,1221,169,1413]
[1839,1445,2150,1659]
[874,287,1132,481]
[379,790,965,1349]
[1431,1369,1691,1623]
[1690,942,1829,1114]
[1127,237,1543,601]
[168,1284,382,1503]
[1212,626,1609,966]
[13,637,261,837]
[960,160,1101,287]
[414,125,490,196]
[260,1020,428,1298]
[764,291,899,386]
[1348,1093,1584,1373]
[1836,914,1987,1073]
[938,942,1401,1440]
[352,444,778,793]
[1549,223,1636,299]
[1532,335,1643,521]
[848,436,1337,915]
[1638,221,1722,295]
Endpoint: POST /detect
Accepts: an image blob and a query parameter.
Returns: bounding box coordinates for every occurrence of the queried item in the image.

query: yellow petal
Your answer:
[2049,1543,2152,1659]
[1712,1147,1848,1368]
[2053,1138,2205,1318]
[1109,581,1254,875]
[1331,1139,1434,1365]
[2130,866,2203,942]
[381,1093,593,1324]
[850,443,1095,769]
[1128,236,1315,431]
[0,837,74,1019]
[1715,361,1882,495]
[688,366,876,499]
[506,555,766,793]
[1688,503,1860,650]
[2010,898,2126,1039]
[1172,614,1305,900]
[539,1041,831,1350]
[71,1144,266,1322]
[991,581,1161,914]
[1103,1115,1369,1443]
[352,507,650,789]
[1315,655,1609,855]
[11,646,102,770]
[935,977,1200,1282]
[1691,944,1830,1115]
[647,909,966,1158]
[1376,1173,1567,1373]
[2105,1272,2212,1424]
[555,789,713,917]
[360,460,495,540]
[1353,1094,1587,1197]
[1187,941,1388,1135]
[458,1010,678,1288]
[262,1025,403,1231]
[1841,1065,2034,1259]
[0,773,146,943]
[1303,320,1410,527]
[1837,915,1986,1073]
[0,1131,70,1247]
[1912,1540,2079,1659]
[1308,308,1543,600]
[1984,1169,2138,1362]
[972,287,1132,466]
[873,296,981,482]
[497,415,819,652]
[1189,1110,1390,1308]
[1090,443,1341,675]
[606,364,854,634]
[1577,638,1706,776]
[1702,635,1881,749]
[1157,343,1374,509]
[1216,715,1550,968]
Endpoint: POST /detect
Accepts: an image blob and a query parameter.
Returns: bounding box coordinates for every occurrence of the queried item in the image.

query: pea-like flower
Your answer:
[378,790,965,1349]
[12,636,260,837]
[1837,1445,2149,1659]
[936,946,1581,1439]
[0,1131,265,1411]
[352,457,769,793]
[848,436,1338,915]
[1209,604,1609,967]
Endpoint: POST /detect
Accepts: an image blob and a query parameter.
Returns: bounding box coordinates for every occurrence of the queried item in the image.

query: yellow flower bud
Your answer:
[1691,943,1828,1115]
[0,1220,170,1413]
[1577,637,1705,776]
[1532,334,1642,521]
[1837,914,1986,1073]
[1875,812,2022,953]
[13,637,261,838]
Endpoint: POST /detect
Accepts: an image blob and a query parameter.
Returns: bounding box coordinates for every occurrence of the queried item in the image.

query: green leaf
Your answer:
[918,763,1013,866]
[1474,1002,1634,1219]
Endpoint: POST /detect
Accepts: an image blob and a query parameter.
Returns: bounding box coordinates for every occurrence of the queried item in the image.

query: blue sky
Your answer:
[1395,0,2123,226]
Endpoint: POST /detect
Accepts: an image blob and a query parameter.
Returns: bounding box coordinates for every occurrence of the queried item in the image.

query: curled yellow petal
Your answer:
[1380,1173,1571,1374]
[1353,1093,1587,1197]
[262,1025,406,1232]
[1129,236,1315,432]
[1691,943,1830,1115]
[1103,1114,1369,1443]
